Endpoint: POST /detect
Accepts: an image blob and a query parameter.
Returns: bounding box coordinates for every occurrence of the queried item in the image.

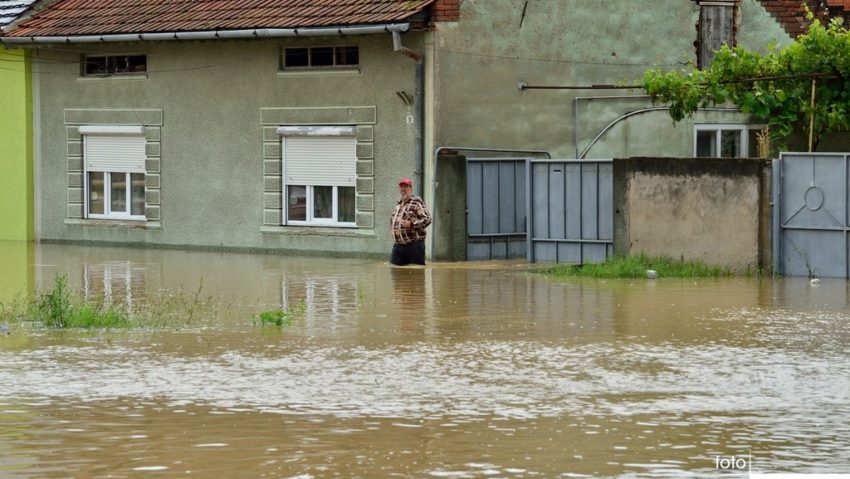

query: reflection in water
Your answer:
[0,242,849,477]
[83,261,149,306]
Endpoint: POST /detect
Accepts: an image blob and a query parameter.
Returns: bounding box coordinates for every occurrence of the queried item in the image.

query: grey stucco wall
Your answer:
[34,35,424,254]
[613,157,771,271]
[431,0,792,160]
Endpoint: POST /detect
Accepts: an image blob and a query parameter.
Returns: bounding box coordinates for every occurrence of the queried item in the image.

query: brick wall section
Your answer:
[755,0,845,37]
[429,0,460,23]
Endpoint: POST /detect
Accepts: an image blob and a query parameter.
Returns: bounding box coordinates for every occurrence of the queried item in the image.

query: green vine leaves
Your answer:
[642,11,850,149]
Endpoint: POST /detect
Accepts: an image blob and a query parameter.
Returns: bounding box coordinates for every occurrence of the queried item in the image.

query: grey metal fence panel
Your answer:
[467,162,483,235]
[549,164,567,239]
[527,159,613,264]
[597,163,614,241]
[776,153,849,278]
[532,163,549,239]
[515,163,526,233]
[565,163,582,239]
[482,163,500,234]
[581,163,598,240]
[499,162,517,233]
[466,158,528,260]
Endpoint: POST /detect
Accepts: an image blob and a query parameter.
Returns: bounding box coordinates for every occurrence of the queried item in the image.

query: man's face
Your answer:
[399,184,412,198]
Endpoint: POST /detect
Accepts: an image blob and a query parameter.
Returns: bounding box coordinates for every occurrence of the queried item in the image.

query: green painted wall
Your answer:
[0,46,33,241]
[0,241,34,304]
[34,36,424,255]
[431,0,796,160]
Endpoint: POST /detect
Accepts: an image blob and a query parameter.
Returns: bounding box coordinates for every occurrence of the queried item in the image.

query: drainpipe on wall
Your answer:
[392,31,424,194]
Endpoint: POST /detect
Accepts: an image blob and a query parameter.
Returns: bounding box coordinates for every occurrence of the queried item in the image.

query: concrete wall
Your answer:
[613,157,772,271]
[432,154,467,261]
[0,46,33,241]
[430,0,793,162]
[33,35,425,255]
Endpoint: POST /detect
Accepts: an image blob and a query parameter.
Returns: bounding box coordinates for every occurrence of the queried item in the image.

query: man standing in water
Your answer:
[390,178,432,266]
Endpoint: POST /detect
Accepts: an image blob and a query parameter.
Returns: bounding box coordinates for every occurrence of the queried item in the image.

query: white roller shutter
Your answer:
[283,136,356,187]
[84,134,146,173]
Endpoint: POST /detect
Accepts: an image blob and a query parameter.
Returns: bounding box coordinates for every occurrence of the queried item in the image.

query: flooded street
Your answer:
[1,242,850,478]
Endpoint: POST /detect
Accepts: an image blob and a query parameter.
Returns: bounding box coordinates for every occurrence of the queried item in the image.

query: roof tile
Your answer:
[0,0,37,27]
[4,0,434,36]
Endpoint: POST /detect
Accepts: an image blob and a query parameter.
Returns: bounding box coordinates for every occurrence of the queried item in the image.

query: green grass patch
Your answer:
[255,301,306,327]
[538,253,746,279]
[0,275,216,330]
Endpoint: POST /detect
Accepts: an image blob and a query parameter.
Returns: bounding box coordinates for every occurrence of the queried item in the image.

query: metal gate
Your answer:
[527,159,613,263]
[774,153,849,278]
[465,158,613,263]
[466,158,527,260]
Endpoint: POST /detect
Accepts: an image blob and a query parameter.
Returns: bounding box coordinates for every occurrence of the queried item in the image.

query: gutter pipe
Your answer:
[391,30,424,195]
[430,146,552,260]
[0,23,410,44]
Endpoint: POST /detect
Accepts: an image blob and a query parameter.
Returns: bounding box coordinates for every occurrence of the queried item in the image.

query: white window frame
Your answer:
[81,126,146,221]
[693,124,766,158]
[279,126,357,228]
[285,185,355,227]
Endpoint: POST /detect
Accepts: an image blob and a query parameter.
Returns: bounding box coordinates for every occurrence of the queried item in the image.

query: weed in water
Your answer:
[1,275,218,330]
[256,300,306,327]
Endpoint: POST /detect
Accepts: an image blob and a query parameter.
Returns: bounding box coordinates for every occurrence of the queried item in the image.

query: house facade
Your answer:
[1,0,436,256]
[2,0,847,256]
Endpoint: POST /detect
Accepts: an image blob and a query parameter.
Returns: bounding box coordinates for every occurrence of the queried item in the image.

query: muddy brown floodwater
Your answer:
[1,242,850,478]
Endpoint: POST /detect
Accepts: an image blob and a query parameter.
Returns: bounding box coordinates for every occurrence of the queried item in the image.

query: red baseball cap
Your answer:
[398,178,413,186]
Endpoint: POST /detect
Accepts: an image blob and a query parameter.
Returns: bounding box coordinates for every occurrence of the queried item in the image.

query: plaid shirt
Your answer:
[390,195,432,245]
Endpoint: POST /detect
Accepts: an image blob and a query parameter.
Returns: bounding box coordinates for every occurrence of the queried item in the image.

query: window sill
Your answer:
[64,218,162,229]
[77,75,149,82]
[261,225,375,238]
[276,68,361,77]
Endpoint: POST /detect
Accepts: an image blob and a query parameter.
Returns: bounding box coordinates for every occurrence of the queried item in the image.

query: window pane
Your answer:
[313,186,333,219]
[84,56,108,75]
[287,185,307,221]
[284,48,309,67]
[88,172,105,215]
[126,55,147,73]
[110,172,127,214]
[131,173,145,216]
[338,186,355,223]
[335,46,359,66]
[311,47,334,67]
[696,130,717,157]
[720,130,742,158]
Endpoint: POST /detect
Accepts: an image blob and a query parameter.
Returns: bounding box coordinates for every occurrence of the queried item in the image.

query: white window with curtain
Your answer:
[279,126,357,227]
[81,125,146,221]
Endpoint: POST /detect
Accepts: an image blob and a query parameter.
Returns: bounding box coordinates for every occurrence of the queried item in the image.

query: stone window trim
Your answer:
[278,126,357,228]
[64,109,163,227]
[261,115,375,232]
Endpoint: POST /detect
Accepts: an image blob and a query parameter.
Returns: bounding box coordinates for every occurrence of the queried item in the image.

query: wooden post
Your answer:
[809,79,816,152]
